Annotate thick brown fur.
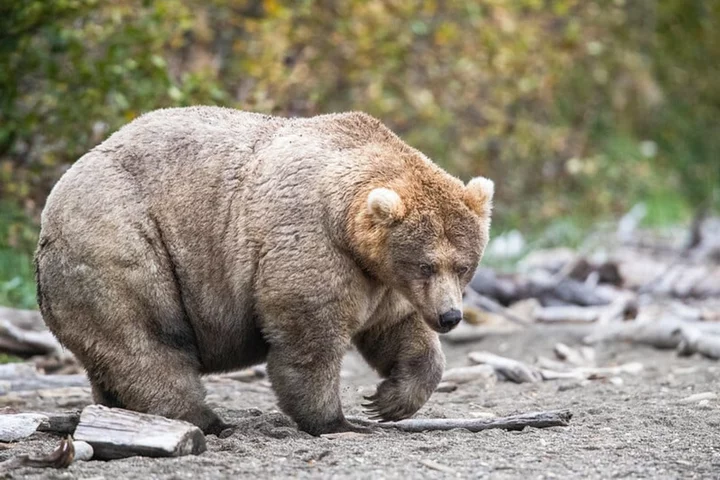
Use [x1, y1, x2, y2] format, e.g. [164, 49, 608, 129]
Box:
[34, 107, 494, 436]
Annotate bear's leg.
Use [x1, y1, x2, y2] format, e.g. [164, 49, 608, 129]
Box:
[353, 314, 445, 421]
[90, 382, 124, 408]
[37, 230, 234, 435]
[85, 338, 231, 435]
[265, 338, 370, 436]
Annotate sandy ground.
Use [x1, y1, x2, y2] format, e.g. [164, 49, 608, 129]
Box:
[3, 324, 720, 479]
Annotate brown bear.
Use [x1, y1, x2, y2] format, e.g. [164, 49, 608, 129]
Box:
[34, 107, 494, 436]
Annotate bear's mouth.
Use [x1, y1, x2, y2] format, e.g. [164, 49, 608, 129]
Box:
[431, 322, 458, 334]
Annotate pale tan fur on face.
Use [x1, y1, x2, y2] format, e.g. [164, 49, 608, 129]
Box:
[349, 173, 494, 331]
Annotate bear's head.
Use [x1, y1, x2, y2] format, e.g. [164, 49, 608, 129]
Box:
[355, 174, 494, 333]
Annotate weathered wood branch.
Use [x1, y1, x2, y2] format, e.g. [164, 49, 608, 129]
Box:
[676, 326, 720, 360]
[441, 364, 497, 386]
[534, 306, 600, 323]
[463, 288, 530, 325]
[73, 405, 206, 460]
[0, 362, 88, 395]
[37, 411, 82, 435]
[553, 343, 595, 367]
[584, 317, 720, 350]
[348, 410, 572, 433]
[469, 268, 613, 307]
[0, 307, 45, 330]
[0, 319, 62, 357]
[442, 323, 519, 345]
[467, 351, 543, 383]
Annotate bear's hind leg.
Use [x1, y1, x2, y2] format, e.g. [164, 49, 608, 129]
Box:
[90, 382, 124, 408]
[353, 314, 445, 421]
[96, 339, 231, 435]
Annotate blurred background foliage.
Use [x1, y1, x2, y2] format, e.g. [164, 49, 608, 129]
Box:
[0, 0, 718, 307]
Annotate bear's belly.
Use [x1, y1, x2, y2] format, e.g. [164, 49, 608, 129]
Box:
[193, 310, 270, 374]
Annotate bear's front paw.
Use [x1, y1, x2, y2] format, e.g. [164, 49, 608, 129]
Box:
[362, 378, 430, 422]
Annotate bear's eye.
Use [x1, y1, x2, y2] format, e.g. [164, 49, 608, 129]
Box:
[455, 265, 470, 276]
[419, 263, 435, 277]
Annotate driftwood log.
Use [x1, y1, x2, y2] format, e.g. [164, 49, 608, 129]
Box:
[349, 410, 572, 433]
[0, 307, 44, 330]
[584, 317, 720, 352]
[73, 405, 206, 460]
[470, 268, 613, 307]
[37, 410, 82, 435]
[0, 319, 62, 357]
[0, 362, 88, 395]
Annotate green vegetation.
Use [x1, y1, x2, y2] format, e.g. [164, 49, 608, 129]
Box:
[0, 202, 38, 309]
[1, 0, 718, 308]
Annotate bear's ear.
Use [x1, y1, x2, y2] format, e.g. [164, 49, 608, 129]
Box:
[367, 187, 405, 224]
[464, 176, 494, 217]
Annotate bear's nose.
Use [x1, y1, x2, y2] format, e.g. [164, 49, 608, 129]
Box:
[439, 309, 463, 329]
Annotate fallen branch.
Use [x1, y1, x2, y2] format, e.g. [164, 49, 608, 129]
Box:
[0, 307, 45, 330]
[464, 288, 530, 325]
[584, 317, 720, 349]
[470, 267, 614, 307]
[0, 319, 62, 357]
[676, 326, 720, 360]
[553, 343, 595, 367]
[37, 411, 82, 435]
[441, 364, 497, 386]
[467, 351, 542, 383]
[348, 409, 572, 433]
[534, 306, 600, 324]
[442, 321, 519, 345]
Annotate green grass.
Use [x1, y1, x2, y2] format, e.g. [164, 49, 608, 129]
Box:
[0, 248, 37, 309]
[0, 202, 39, 310]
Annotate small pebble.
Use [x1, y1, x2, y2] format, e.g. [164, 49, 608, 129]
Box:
[73, 440, 94, 461]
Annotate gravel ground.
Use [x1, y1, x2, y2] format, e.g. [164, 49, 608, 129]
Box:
[3, 324, 720, 479]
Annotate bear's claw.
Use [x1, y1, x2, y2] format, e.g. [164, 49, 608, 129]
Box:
[362, 397, 411, 422]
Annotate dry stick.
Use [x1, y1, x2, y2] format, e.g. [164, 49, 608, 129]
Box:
[554, 343, 595, 367]
[442, 322, 519, 345]
[468, 351, 543, 383]
[0, 307, 45, 330]
[676, 326, 720, 360]
[583, 317, 720, 349]
[0, 319, 62, 356]
[536, 354, 643, 380]
[348, 410, 572, 433]
[464, 288, 530, 326]
[441, 364, 497, 385]
[534, 306, 600, 324]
